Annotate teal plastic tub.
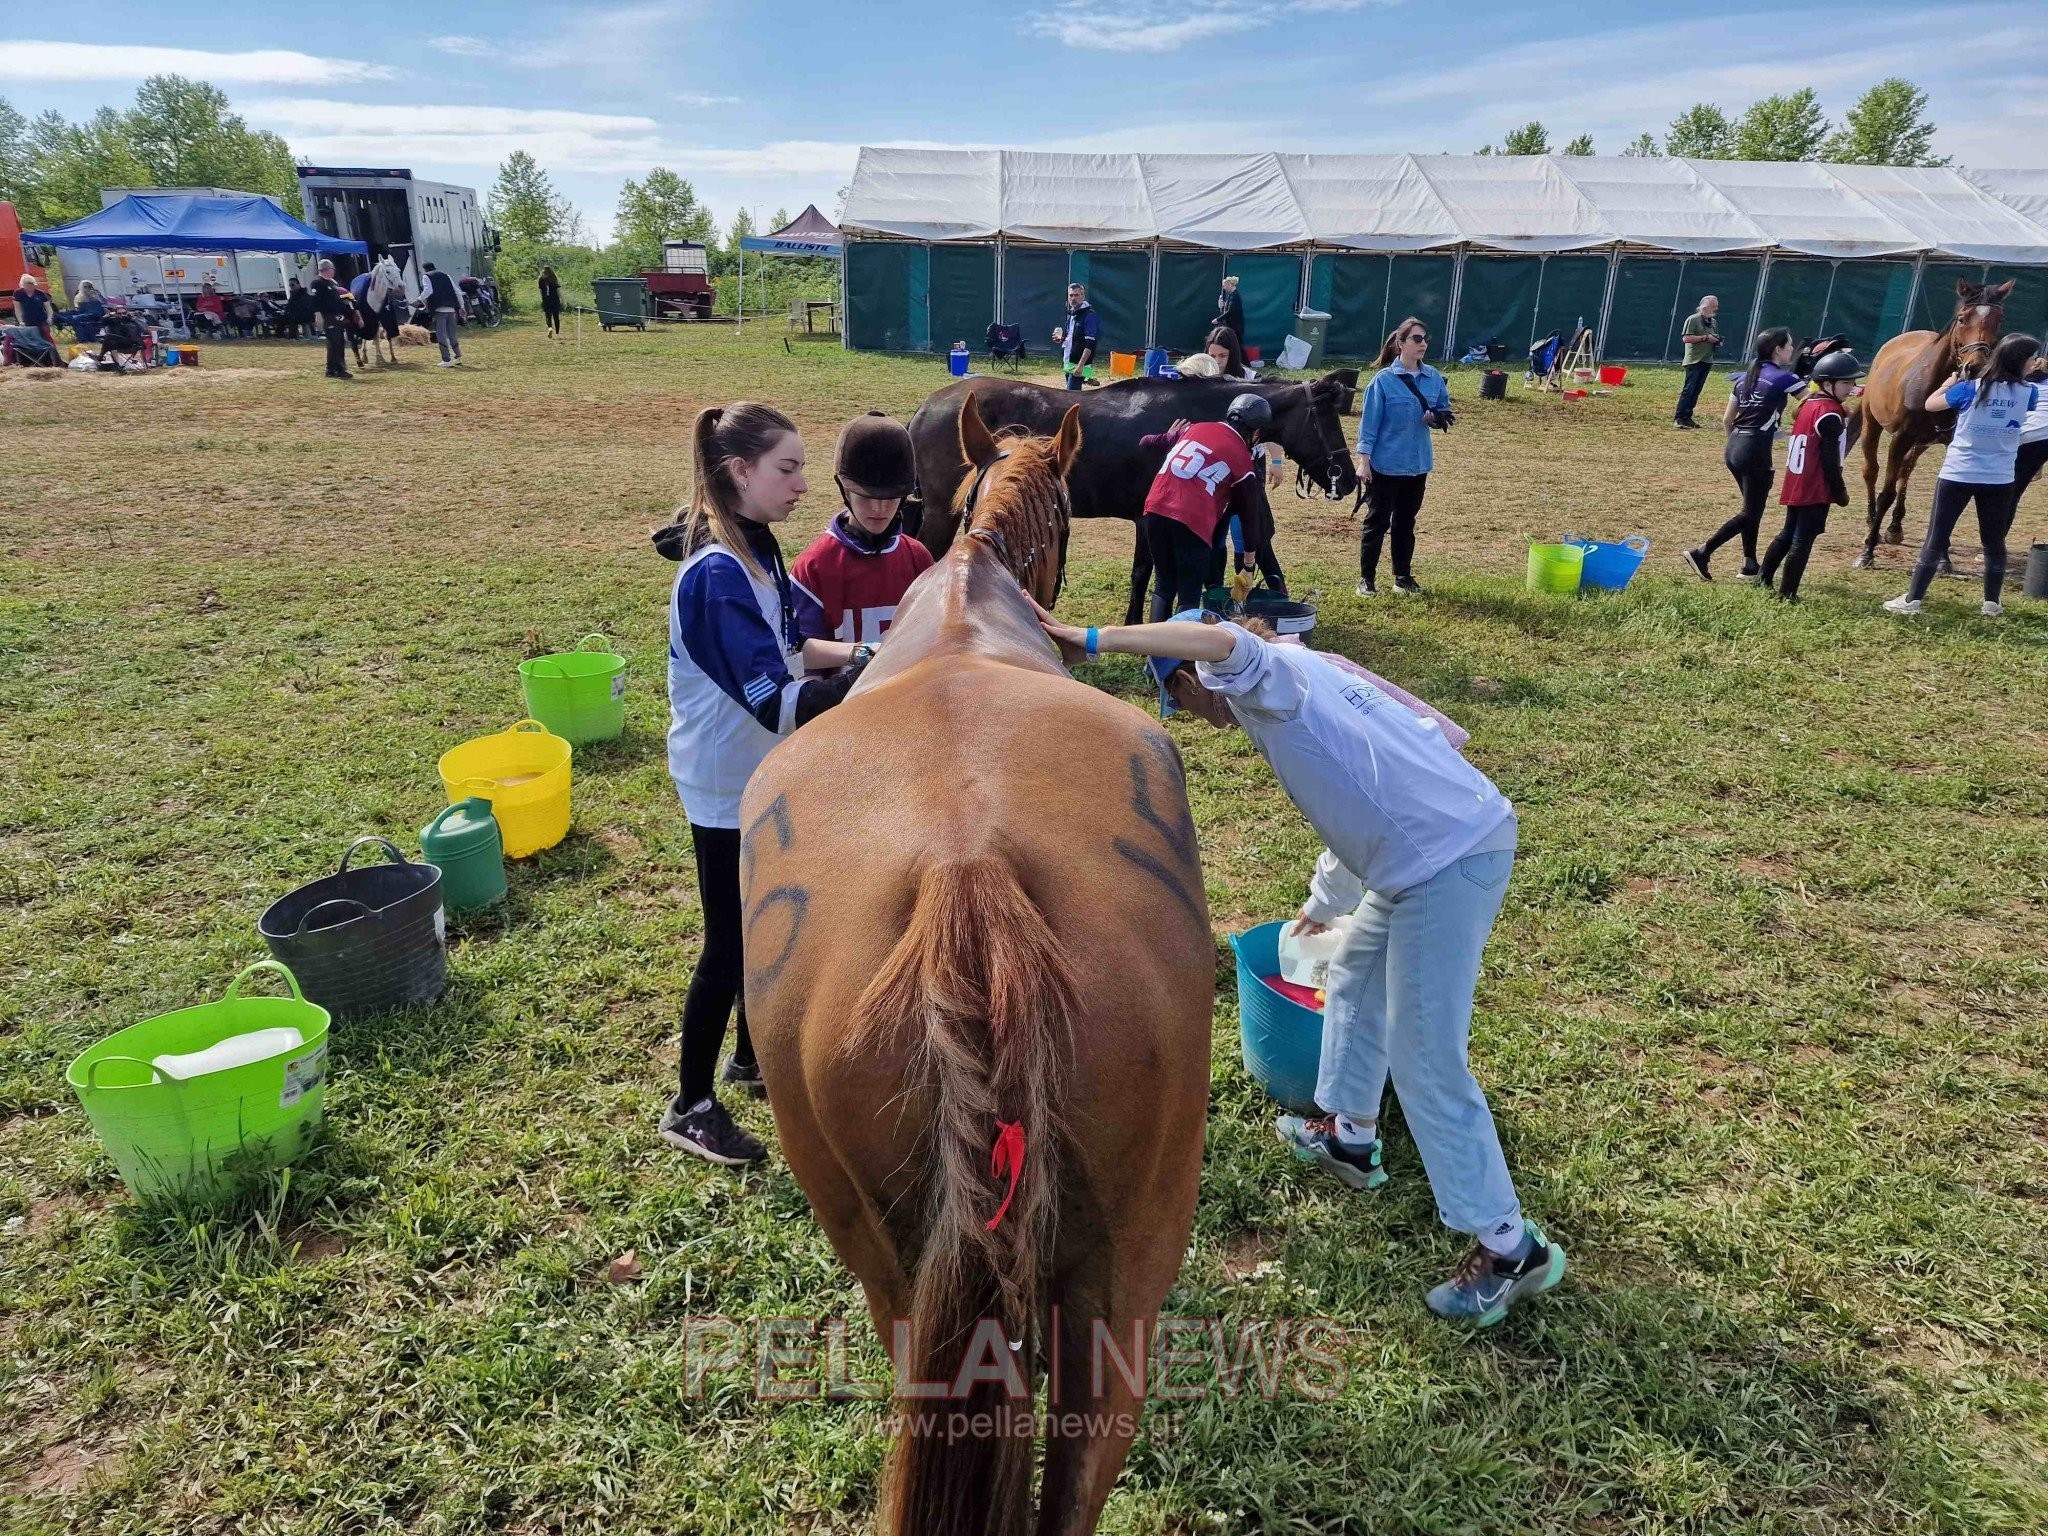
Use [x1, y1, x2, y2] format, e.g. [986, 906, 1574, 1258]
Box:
[1229, 922, 1324, 1113]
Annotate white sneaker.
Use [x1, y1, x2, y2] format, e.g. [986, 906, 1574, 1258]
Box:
[1355, 580, 1379, 598]
[1881, 595, 1922, 615]
[1981, 601, 2003, 617]
[438, 359, 457, 368]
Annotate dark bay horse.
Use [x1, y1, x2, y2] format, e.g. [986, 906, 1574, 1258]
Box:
[908, 371, 1360, 621]
[1852, 279, 2011, 567]
[740, 393, 1215, 1536]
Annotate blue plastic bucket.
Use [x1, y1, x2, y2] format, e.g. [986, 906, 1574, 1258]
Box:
[1228, 922, 1324, 1113]
[1575, 535, 1651, 591]
[949, 345, 969, 377]
[1143, 347, 1170, 377]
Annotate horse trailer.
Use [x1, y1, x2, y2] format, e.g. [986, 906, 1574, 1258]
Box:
[297, 167, 496, 300]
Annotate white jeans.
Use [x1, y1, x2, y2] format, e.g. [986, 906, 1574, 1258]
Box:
[1315, 824, 1521, 1238]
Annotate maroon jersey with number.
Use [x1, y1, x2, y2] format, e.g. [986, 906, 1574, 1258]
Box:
[1143, 421, 1256, 543]
[790, 513, 934, 643]
[1780, 395, 1845, 506]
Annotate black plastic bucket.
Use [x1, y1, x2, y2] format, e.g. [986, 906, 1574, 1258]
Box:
[259, 837, 447, 1020]
[1480, 370, 1509, 400]
[2025, 543, 2048, 601]
[1242, 594, 1318, 634]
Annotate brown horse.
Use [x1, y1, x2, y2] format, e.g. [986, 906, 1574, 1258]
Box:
[739, 394, 1215, 1536]
[1852, 278, 2011, 567]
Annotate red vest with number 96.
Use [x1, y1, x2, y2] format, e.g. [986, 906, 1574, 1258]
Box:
[1143, 421, 1255, 543]
[1780, 394, 1844, 506]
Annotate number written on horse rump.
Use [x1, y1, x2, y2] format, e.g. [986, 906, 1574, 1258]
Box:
[1164, 440, 1234, 496]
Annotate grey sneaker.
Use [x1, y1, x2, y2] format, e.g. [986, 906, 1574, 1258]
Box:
[1425, 1223, 1566, 1326]
[1981, 600, 2004, 617]
[1882, 594, 1922, 615]
[659, 1095, 766, 1166]
[1354, 580, 1379, 598]
[1276, 1113, 1387, 1191]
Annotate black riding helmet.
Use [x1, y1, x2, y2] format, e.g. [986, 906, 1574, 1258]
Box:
[1225, 392, 1273, 440]
[834, 411, 918, 499]
[1808, 350, 1866, 383]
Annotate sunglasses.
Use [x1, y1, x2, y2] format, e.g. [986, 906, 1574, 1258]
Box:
[1403, 333, 1429, 344]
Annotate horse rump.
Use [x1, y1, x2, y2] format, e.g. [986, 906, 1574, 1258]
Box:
[851, 854, 1075, 1536]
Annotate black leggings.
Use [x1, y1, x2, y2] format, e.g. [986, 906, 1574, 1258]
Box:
[1760, 504, 1829, 598]
[2015, 439, 2047, 504]
[678, 823, 754, 1105]
[1908, 478, 2018, 604]
[1144, 513, 1214, 621]
[543, 301, 562, 336]
[1702, 430, 1775, 567]
[1360, 473, 1427, 584]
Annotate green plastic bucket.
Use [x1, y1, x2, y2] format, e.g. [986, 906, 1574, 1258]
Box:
[519, 633, 626, 745]
[1526, 540, 1586, 596]
[64, 961, 332, 1201]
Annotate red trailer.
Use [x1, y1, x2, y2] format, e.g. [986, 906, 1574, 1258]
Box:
[642, 239, 714, 319]
[1, 202, 50, 319]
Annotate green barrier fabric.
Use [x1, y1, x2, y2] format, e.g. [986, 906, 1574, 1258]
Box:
[1910, 263, 1984, 333]
[1069, 249, 1149, 357]
[1312, 254, 1392, 359]
[1533, 256, 1609, 353]
[1225, 253, 1303, 359]
[1456, 256, 1543, 355]
[1759, 260, 1834, 344]
[1157, 251, 1224, 354]
[1821, 260, 1915, 358]
[928, 244, 994, 354]
[1385, 254, 1455, 361]
[846, 241, 925, 352]
[1985, 265, 2048, 340]
[1673, 259, 1762, 364]
[1003, 245, 1069, 360]
[1605, 258, 1683, 360]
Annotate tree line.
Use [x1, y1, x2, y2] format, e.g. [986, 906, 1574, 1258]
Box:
[1478, 78, 1946, 166]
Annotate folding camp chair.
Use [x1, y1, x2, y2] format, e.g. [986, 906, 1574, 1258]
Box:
[1526, 330, 1564, 390]
[986, 322, 1025, 373]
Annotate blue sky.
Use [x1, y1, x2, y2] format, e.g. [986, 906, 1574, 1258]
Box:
[5, 1, 2043, 241]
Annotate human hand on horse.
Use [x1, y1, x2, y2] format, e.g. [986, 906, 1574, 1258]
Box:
[1027, 594, 1090, 668]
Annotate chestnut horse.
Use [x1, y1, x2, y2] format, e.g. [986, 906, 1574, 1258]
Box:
[739, 394, 1214, 1536]
[1852, 279, 2011, 567]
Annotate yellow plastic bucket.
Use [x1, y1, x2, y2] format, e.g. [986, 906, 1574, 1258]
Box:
[437, 719, 572, 858]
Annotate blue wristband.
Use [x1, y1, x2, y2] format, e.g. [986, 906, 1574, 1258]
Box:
[1085, 627, 1100, 658]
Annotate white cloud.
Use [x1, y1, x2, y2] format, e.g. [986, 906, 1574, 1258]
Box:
[428, 35, 497, 59]
[0, 42, 392, 84]
[1025, 0, 1386, 53]
[674, 93, 745, 107]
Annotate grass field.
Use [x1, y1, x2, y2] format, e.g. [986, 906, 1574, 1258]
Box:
[3, 322, 2046, 1536]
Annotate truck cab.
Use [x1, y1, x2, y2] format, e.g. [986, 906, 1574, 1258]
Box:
[1, 202, 50, 319]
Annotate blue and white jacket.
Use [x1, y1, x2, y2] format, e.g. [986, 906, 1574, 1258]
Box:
[1354, 361, 1452, 477]
[663, 520, 806, 829]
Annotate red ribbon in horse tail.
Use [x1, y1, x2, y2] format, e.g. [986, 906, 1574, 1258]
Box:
[986, 1120, 1026, 1231]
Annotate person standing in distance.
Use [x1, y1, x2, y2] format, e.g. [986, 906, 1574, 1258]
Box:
[538, 265, 563, 338]
[1354, 317, 1453, 597]
[1213, 274, 1245, 349]
[1053, 282, 1099, 390]
[1674, 294, 1720, 428]
[422, 262, 463, 367]
[309, 260, 352, 380]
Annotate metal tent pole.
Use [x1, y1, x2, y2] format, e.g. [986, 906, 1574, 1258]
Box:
[1663, 257, 1688, 362]
[1442, 248, 1468, 364]
[1145, 241, 1160, 349]
[1529, 256, 1549, 355]
[1901, 254, 1927, 342]
[1595, 248, 1621, 359]
[1748, 254, 1771, 344]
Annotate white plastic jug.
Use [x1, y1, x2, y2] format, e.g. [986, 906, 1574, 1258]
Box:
[153, 1026, 305, 1081]
[1277, 917, 1349, 990]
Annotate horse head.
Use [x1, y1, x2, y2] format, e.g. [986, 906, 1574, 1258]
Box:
[1272, 368, 1360, 501]
[1951, 279, 2013, 376]
[956, 391, 1082, 610]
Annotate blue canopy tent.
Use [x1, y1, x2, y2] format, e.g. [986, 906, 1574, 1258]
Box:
[735, 204, 842, 327]
[28, 193, 367, 256]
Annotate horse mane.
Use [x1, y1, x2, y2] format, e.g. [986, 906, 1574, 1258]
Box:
[954, 432, 1070, 598]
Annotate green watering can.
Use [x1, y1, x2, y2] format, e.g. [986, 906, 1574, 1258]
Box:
[420, 798, 507, 914]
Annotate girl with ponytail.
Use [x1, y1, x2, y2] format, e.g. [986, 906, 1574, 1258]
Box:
[1684, 327, 1803, 581]
[651, 402, 872, 1166]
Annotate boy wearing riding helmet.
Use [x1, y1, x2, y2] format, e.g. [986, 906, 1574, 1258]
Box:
[1037, 605, 1564, 1327]
[653, 402, 872, 1168]
[791, 412, 934, 646]
[1139, 393, 1275, 621]
[1760, 350, 1863, 601]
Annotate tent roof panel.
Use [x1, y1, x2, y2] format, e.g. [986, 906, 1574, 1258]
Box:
[1962, 168, 2048, 246]
[840, 147, 1000, 241]
[1682, 160, 1922, 258]
[1548, 155, 1769, 254]
[1824, 165, 2048, 263]
[1139, 153, 1307, 249]
[1409, 154, 1614, 252]
[999, 152, 1153, 246]
[1277, 154, 1461, 250]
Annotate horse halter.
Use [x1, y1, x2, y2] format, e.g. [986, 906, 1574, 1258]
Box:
[963, 449, 1073, 602]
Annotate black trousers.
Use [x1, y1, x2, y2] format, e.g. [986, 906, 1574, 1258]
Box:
[323, 320, 349, 375]
[1760, 503, 1830, 598]
[1701, 430, 1775, 567]
[678, 824, 755, 1105]
[2015, 438, 2048, 503]
[1908, 478, 2018, 604]
[1360, 473, 1427, 585]
[543, 301, 562, 335]
[1144, 513, 1214, 621]
[1675, 360, 1711, 424]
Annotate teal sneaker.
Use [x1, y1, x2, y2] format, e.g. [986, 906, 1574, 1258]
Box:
[1276, 1113, 1388, 1191]
[1425, 1223, 1566, 1326]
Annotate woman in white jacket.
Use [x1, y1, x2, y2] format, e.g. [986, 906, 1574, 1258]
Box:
[1039, 604, 1563, 1326]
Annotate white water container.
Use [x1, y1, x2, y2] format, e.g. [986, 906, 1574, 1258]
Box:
[153, 1026, 305, 1081]
[1277, 917, 1349, 990]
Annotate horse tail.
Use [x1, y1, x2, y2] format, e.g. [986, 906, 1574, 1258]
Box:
[854, 854, 1075, 1536]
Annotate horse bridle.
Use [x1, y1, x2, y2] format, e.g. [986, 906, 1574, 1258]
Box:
[963, 450, 1073, 603]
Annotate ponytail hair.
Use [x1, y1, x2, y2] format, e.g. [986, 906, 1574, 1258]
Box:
[1376, 316, 1427, 368]
[673, 401, 799, 577]
[1975, 333, 2041, 412]
[1743, 327, 1792, 396]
